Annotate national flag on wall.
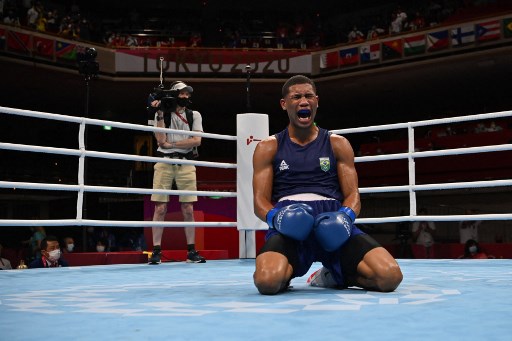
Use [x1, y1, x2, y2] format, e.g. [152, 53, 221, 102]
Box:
[451, 25, 475, 46]
[360, 44, 380, 63]
[475, 20, 500, 42]
[33, 36, 54, 58]
[504, 18, 512, 38]
[382, 39, 403, 60]
[55, 41, 77, 60]
[339, 47, 359, 65]
[320, 51, 338, 69]
[6, 30, 31, 54]
[404, 34, 426, 56]
[427, 30, 449, 51]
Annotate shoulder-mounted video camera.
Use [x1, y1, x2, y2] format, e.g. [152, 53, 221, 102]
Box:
[146, 81, 193, 124]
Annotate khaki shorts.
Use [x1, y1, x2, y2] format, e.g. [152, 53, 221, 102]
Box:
[151, 162, 197, 203]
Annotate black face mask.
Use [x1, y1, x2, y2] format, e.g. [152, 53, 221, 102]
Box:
[176, 97, 192, 108]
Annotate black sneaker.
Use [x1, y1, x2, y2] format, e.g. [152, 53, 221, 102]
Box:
[187, 250, 206, 263]
[148, 248, 162, 265]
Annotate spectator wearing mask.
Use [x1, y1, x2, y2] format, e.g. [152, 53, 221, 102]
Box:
[96, 239, 107, 252]
[29, 236, 69, 268]
[62, 237, 75, 253]
[459, 239, 494, 259]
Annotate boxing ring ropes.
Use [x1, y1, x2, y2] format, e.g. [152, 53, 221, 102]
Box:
[1, 105, 512, 258]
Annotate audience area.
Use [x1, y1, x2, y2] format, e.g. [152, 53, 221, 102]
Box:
[2, 0, 512, 49]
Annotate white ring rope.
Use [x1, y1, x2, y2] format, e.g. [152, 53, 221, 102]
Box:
[330, 110, 512, 135]
[360, 179, 512, 194]
[1, 106, 511, 226]
[0, 142, 237, 169]
[356, 214, 512, 225]
[0, 219, 237, 227]
[0, 180, 237, 197]
[355, 144, 512, 163]
[1, 106, 236, 141]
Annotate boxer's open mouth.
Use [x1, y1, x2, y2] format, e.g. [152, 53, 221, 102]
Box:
[297, 109, 311, 121]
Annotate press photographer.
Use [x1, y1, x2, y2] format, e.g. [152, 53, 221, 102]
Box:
[147, 80, 207, 264]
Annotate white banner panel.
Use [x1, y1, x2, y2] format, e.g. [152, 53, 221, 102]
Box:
[115, 49, 312, 74]
[236, 114, 269, 231]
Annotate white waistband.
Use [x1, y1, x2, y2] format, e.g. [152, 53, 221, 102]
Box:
[278, 193, 335, 202]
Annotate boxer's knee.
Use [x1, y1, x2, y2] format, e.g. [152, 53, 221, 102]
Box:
[358, 247, 403, 292]
[253, 268, 284, 295]
[375, 262, 403, 292]
[254, 252, 292, 295]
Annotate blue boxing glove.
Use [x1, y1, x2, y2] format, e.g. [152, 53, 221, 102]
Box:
[313, 206, 355, 252]
[266, 203, 315, 241]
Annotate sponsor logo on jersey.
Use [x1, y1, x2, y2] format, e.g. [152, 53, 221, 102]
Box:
[279, 160, 289, 171]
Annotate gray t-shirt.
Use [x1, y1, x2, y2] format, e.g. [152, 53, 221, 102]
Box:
[154, 109, 203, 154]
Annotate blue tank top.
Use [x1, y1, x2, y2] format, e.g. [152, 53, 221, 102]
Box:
[272, 127, 343, 202]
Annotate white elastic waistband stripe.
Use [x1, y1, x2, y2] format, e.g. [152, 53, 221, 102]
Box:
[278, 193, 335, 201]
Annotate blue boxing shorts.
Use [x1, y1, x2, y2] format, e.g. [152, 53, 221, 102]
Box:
[258, 199, 380, 286]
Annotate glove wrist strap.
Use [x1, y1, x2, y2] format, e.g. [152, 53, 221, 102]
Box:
[339, 206, 356, 223]
[266, 208, 278, 228]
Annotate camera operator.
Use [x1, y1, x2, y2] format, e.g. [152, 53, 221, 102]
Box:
[147, 81, 205, 264]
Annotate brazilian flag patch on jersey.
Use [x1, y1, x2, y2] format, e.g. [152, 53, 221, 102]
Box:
[319, 157, 330, 172]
